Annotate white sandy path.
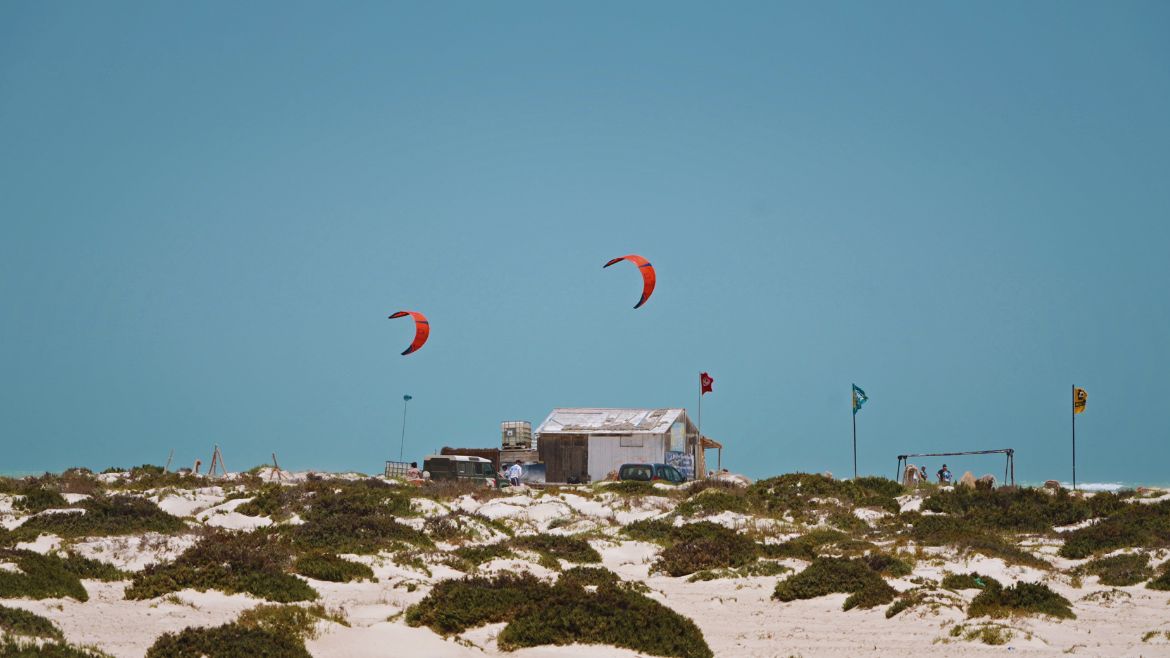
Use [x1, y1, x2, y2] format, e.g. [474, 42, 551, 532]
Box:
[194, 496, 273, 530]
[5, 582, 259, 658]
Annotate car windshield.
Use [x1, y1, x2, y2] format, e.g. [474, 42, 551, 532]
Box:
[621, 465, 653, 481]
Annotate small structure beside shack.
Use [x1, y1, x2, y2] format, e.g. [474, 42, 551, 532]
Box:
[535, 408, 718, 484]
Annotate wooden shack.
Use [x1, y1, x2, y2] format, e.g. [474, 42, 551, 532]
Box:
[535, 408, 707, 484]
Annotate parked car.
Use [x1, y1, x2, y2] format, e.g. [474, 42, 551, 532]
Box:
[422, 455, 501, 487]
[617, 463, 687, 484]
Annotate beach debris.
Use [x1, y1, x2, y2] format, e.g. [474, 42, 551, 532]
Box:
[957, 471, 977, 488]
[387, 310, 430, 355]
[603, 254, 656, 308]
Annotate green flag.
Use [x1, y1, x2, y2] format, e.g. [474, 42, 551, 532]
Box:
[852, 384, 868, 415]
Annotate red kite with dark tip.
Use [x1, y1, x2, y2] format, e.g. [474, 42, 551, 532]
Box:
[603, 254, 656, 309]
[387, 311, 430, 355]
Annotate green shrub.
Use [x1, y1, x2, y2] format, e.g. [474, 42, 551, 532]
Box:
[125, 530, 317, 603]
[604, 481, 660, 496]
[1058, 501, 1170, 559]
[922, 486, 1116, 533]
[761, 529, 849, 560]
[654, 533, 759, 577]
[621, 518, 678, 544]
[0, 638, 112, 657]
[144, 622, 311, 658]
[59, 552, 129, 582]
[14, 495, 184, 539]
[910, 515, 1049, 568]
[675, 490, 749, 517]
[512, 534, 601, 565]
[1147, 561, 1170, 591]
[447, 542, 515, 571]
[406, 572, 712, 658]
[289, 484, 426, 554]
[14, 487, 69, 513]
[967, 581, 1075, 620]
[557, 566, 623, 589]
[294, 553, 373, 582]
[942, 572, 1000, 590]
[1074, 553, 1153, 586]
[236, 603, 347, 640]
[861, 552, 913, 578]
[0, 603, 65, 640]
[746, 474, 900, 518]
[0, 550, 89, 601]
[772, 557, 896, 610]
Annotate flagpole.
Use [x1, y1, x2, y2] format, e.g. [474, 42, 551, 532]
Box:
[399, 395, 410, 462]
[1071, 384, 1076, 492]
[852, 394, 858, 481]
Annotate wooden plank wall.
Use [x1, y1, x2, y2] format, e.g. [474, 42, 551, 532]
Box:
[538, 434, 589, 483]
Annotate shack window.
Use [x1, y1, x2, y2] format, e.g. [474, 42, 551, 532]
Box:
[457, 462, 474, 475]
[619, 435, 644, 448]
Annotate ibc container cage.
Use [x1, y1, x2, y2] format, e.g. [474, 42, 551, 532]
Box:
[501, 420, 533, 449]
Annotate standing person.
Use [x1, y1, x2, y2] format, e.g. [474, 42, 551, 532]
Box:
[937, 464, 952, 485]
[506, 460, 524, 487]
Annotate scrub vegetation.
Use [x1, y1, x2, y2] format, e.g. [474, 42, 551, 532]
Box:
[406, 571, 712, 658]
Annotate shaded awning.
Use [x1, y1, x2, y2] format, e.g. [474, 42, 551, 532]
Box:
[700, 436, 722, 450]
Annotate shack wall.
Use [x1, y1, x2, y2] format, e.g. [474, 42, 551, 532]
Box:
[586, 434, 665, 481]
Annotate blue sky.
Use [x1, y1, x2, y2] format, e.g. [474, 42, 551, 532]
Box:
[2, 2, 1168, 483]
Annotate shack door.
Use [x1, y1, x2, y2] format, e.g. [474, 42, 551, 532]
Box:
[540, 435, 588, 483]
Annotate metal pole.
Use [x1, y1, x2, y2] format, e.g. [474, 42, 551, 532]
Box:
[852, 398, 858, 480]
[1071, 384, 1076, 492]
[399, 396, 410, 462]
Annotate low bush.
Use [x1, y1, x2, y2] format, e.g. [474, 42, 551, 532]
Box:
[0, 549, 89, 601]
[861, 552, 913, 578]
[125, 530, 317, 603]
[289, 483, 427, 554]
[294, 553, 373, 582]
[14, 487, 69, 513]
[512, 534, 601, 565]
[922, 486, 1120, 534]
[687, 561, 792, 582]
[621, 518, 678, 544]
[654, 533, 759, 577]
[942, 572, 1000, 590]
[60, 552, 129, 582]
[967, 581, 1075, 620]
[761, 529, 849, 560]
[772, 557, 896, 610]
[746, 474, 901, 519]
[406, 572, 712, 658]
[1058, 501, 1170, 559]
[910, 515, 1049, 568]
[1147, 561, 1170, 591]
[447, 542, 515, 571]
[14, 495, 184, 539]
[603, 481, 660, 496]
[0, 603, 65, 641]
[1074, 553, 1153, 586]
[144, 622, 311, 658]
[236, 603, 348, 640]
[675, 490, 749, 517]
[0, 639, 112, 657]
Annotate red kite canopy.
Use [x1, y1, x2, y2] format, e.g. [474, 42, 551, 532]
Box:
[387, 311, 430, 355]
[603, 254, 656, 309]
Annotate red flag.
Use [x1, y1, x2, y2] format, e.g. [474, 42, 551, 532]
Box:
[700, 372, 713, 395]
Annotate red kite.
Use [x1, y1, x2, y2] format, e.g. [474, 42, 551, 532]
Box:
[603, 254, 656, 309]
[387, 311, 430, 355]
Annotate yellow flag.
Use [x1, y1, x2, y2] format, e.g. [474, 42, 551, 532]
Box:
[1073, 387, 1088, 414]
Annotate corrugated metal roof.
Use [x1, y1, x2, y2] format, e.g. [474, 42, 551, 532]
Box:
[535, 408, 686, 435]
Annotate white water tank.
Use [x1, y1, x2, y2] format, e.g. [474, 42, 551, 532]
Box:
[501, 421, 532, 449]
